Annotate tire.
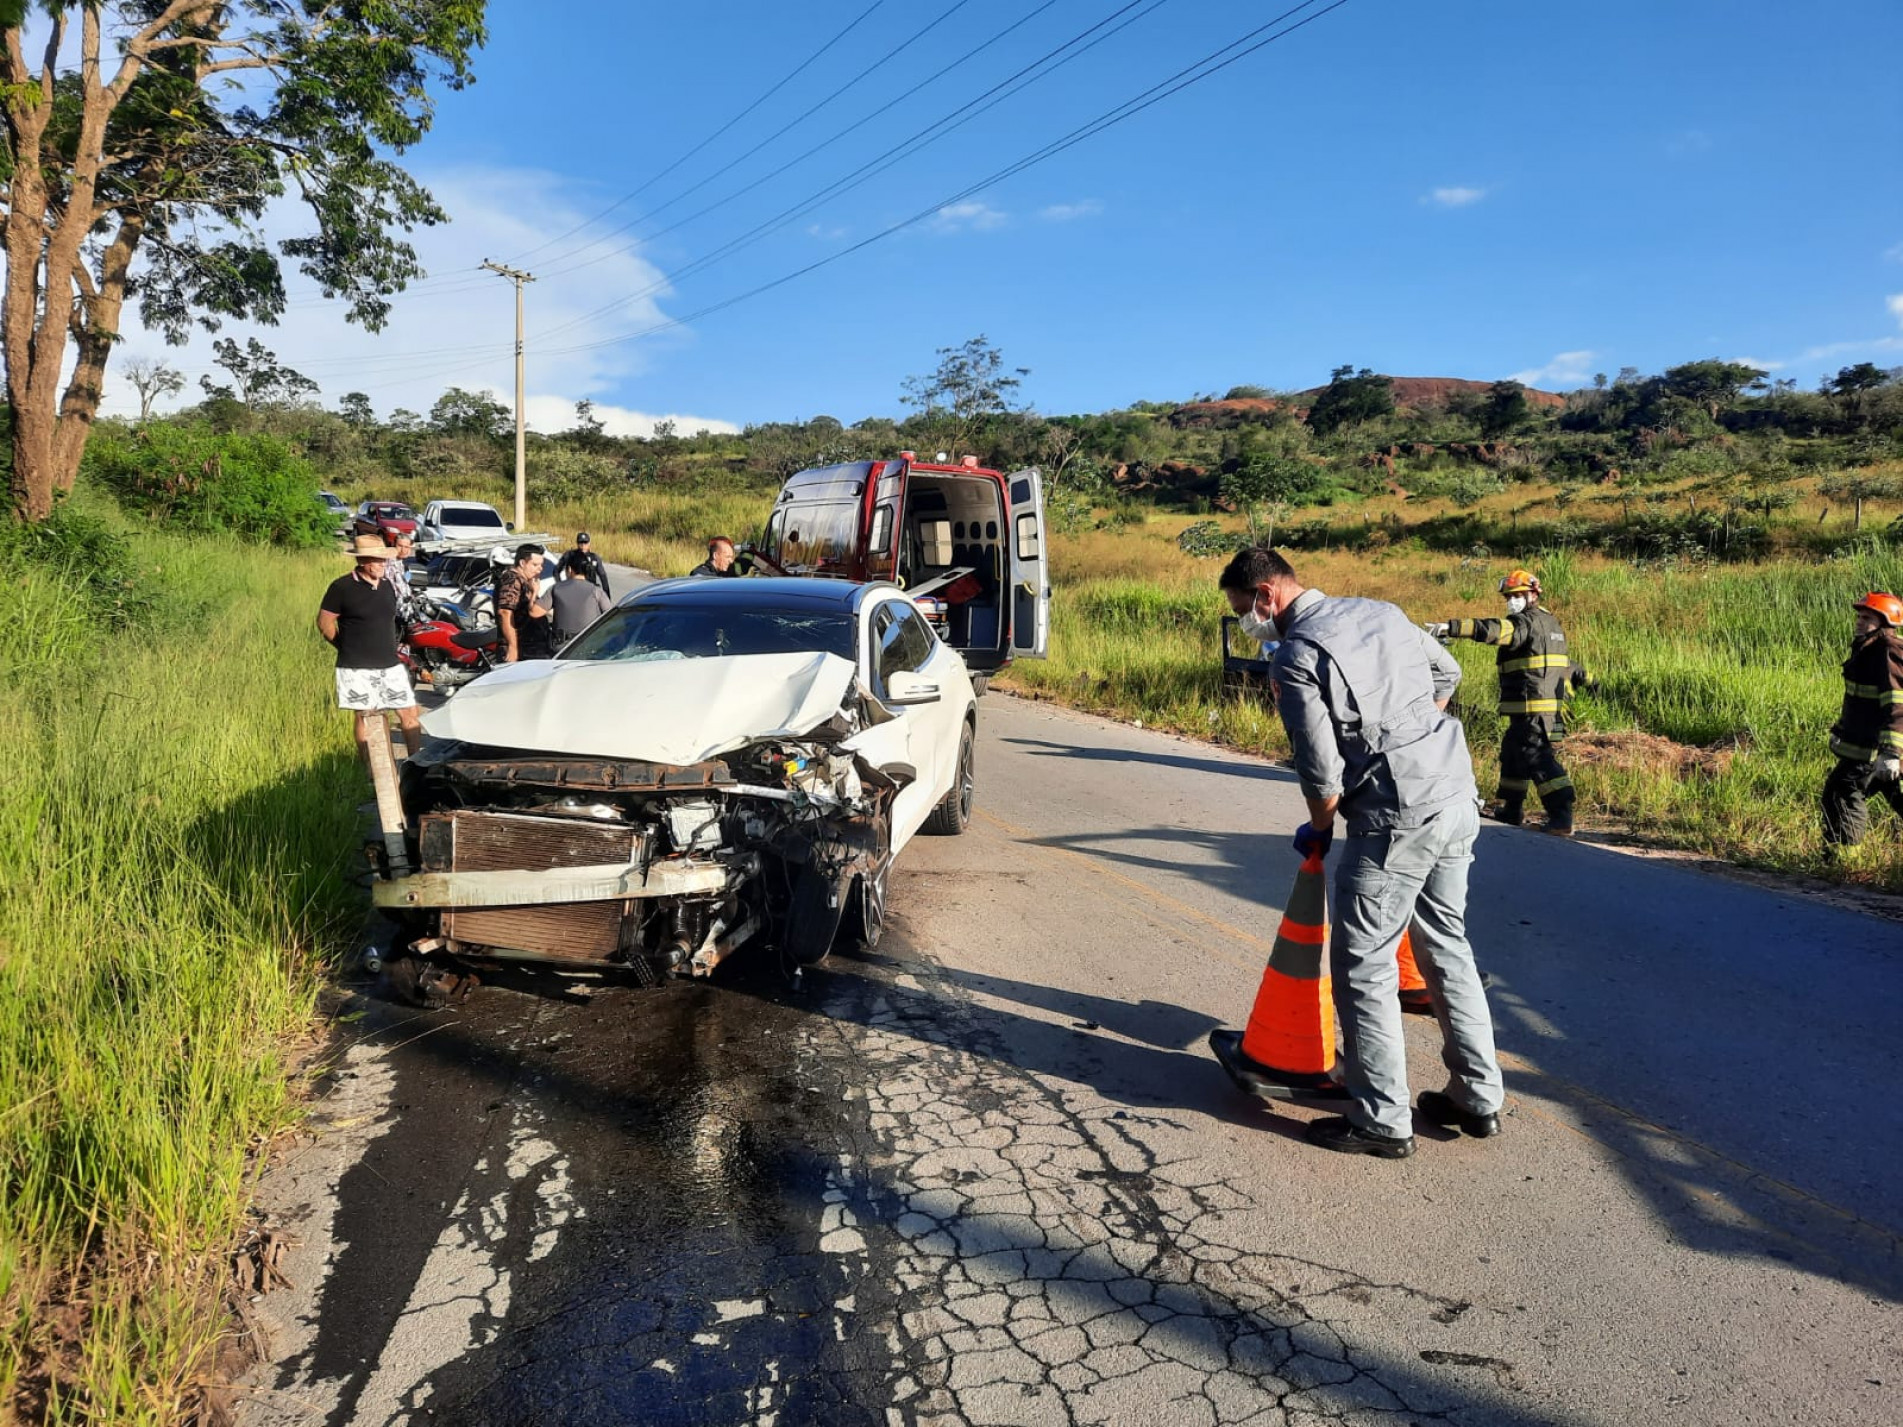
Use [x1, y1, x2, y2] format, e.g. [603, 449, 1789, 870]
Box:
[923, 721, 975, 836]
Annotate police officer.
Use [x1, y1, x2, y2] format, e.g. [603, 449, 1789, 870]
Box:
[569, 532, 612, 596]
[1822, 591, 1903, 848]
[1426, 569, 1584, 837]
[1221, 547, 1504, 1159]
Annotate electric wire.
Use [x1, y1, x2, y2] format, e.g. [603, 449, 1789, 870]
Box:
[162, 0, 1351, 400]
[522, 0, 981, 276]
[503, 1, 889, 266]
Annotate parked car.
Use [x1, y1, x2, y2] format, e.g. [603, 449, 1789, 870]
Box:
[353, 500, 419, 542]
[373, 577, 975, 990]
[318, 490, 350, 517]
[417, 499, 510, 544]
[750, 453, 1050, 683]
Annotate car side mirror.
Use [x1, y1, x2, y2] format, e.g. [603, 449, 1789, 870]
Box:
[506, 522, 515, 532]
[885, 670, 941, 706]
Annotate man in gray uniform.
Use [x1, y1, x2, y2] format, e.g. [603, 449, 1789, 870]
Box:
[1220, 548, 1503, 1158]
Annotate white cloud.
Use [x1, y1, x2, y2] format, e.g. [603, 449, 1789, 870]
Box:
[1883, 241, 1903, 263]
[1508, 350, 1597, 387]
[805, 222, 849, 241]
[1729, 356, 1785, 372]
[521, 393, 736, 439]
[1038, 199, 1104, 223]
[1889, 293, 1903, 329]
[930, 200, 1007, 233]
[102, 165, 734, 429]
[1424, 186, 1487, 208]
[1665, 129, 1713, 157]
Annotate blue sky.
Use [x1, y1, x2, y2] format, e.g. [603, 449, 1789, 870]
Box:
[119, 0, 1903, 433]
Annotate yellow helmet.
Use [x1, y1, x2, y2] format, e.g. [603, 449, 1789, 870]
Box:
[1499, 569, 1540, 598]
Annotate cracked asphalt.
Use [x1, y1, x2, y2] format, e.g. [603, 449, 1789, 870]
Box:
[237, 695, 1903, 1426]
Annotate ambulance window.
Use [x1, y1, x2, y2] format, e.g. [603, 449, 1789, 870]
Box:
[776, 501, 858, 571]
[762, 509, 787, 562]
[869, 504, 894, 555]
[1016, 513, 1040, 560]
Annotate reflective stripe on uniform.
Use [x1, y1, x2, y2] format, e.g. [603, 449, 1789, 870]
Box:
[1537, 773, 1574, 794]
[1496, 777, 1530, 793]
[1500, 654, 1575, 673]
[1830, 737, 1877, 762]
[1499, 699, 1562, 715]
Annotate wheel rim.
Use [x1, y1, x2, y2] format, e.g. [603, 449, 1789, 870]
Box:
[957, 731, 974, 820]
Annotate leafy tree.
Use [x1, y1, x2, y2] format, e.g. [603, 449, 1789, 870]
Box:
[1660, 360, 1768, 421]
[1223, 384, 1274, 401]
[901, 335, 1029, 457]
[1305, 366, 1394, 436]
[1221, 452, 1321, 546]
[566, 398, 609, 451]
[1479, 380, 1531, 438]
[337, 392, 378, 429]
[429, 387, 511, 440]
[120, 356, 183, 422]
[1, 1, 485, 521]
[198, 337, 318, 409]
[1827, 362, 1894, 425]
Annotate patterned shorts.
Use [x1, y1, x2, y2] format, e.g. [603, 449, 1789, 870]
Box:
[335, 664, 415, 711]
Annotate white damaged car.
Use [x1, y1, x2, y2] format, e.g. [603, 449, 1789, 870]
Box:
[374, 577, 976, 990]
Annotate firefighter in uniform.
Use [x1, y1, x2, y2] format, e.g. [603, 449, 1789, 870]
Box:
[1821, 591, 1903, 848]
[1426, 569, 1584, 837]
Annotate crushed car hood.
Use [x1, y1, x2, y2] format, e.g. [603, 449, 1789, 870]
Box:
[422, 652, 859, 765]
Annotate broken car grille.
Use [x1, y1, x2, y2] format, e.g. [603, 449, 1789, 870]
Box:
[422, 809, 642, 962]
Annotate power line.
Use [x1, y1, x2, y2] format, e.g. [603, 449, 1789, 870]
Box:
[523, 0, 981, 276]
[504, 1, 889, 267]
[531, 0, 1169, 342]
[534, 0, 1352, 363]
[167, 0, 1352, 405]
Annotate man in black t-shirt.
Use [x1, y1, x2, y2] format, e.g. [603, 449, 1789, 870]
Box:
[318, 536, 422, 759]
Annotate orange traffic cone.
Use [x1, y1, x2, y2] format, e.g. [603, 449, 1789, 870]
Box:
[1396, 924, 1435, 1016]
[1209, 852, 1346, 1101]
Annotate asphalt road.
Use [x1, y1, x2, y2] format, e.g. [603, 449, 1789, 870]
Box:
[236, 694, 1902, 1426]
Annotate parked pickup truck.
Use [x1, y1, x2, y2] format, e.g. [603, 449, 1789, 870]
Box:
[417, 499, 511, 545]
[750, 453, 1050, 682]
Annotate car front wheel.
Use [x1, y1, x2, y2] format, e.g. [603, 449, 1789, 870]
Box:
[923, 721, 975, 836]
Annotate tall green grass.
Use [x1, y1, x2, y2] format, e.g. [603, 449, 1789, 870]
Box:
[0, 535, 360, 1421]
[1002, 517, 1903, 889]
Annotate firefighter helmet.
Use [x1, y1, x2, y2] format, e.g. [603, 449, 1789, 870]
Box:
[1853, 591, 1903, 628]
[1499, 569, 1541, 598]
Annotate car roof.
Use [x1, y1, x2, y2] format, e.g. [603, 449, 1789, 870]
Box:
[622, 576, 889, 612]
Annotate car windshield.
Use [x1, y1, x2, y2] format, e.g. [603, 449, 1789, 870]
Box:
[441, 507, 504, 527]
[374, 504, 413, 518]
[561, 601, 854, 663]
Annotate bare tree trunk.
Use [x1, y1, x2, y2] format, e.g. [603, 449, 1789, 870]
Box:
[1854, 497, 1864, 532]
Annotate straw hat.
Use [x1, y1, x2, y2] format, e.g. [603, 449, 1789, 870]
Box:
[349, 534, 396, 560]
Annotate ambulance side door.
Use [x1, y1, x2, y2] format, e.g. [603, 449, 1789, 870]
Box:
[1005, 467, 1050, 660]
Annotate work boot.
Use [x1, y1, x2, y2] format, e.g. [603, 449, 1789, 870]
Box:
[1304, 1116, 1415, 1158]
[1416, 1090, 1501, 1139]
[1488, 801, 1524, 827]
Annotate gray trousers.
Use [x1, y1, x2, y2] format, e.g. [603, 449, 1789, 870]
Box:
[1331, 800, 1503, 1137]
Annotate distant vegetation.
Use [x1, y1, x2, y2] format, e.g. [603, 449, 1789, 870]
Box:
[70, 337, 1903, 572]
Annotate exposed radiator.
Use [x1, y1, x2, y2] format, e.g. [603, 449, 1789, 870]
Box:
[421, 809, 641, 962]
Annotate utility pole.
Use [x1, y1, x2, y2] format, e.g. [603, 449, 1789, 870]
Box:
[480, 260, 535, 532]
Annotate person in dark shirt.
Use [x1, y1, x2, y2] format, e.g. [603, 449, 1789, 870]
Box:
[317, 536, 422, 760]
[569, 531, 612, 595]
[495, 543, 554, 661]
[690, 535, 748, 578]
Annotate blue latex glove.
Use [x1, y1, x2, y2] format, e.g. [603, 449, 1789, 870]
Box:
[1292, 821, 1334, 859]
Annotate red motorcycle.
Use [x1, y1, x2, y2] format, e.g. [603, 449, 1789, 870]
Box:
[401, 597, 501, 691]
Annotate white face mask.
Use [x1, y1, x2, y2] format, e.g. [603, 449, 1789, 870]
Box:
[1237, 594, 1276, 641]
[1505, 595, 1529, 615]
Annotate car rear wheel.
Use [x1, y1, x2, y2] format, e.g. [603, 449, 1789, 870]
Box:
[923, 722, 975, 836]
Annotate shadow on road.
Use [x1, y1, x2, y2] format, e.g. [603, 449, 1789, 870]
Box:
[290, 959, 1587, 1427]
[1002, 734, 1298, 787]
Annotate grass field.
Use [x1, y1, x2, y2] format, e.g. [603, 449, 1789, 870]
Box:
[0, 530, 359, 1421]
[996, 514, 1903, 890]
